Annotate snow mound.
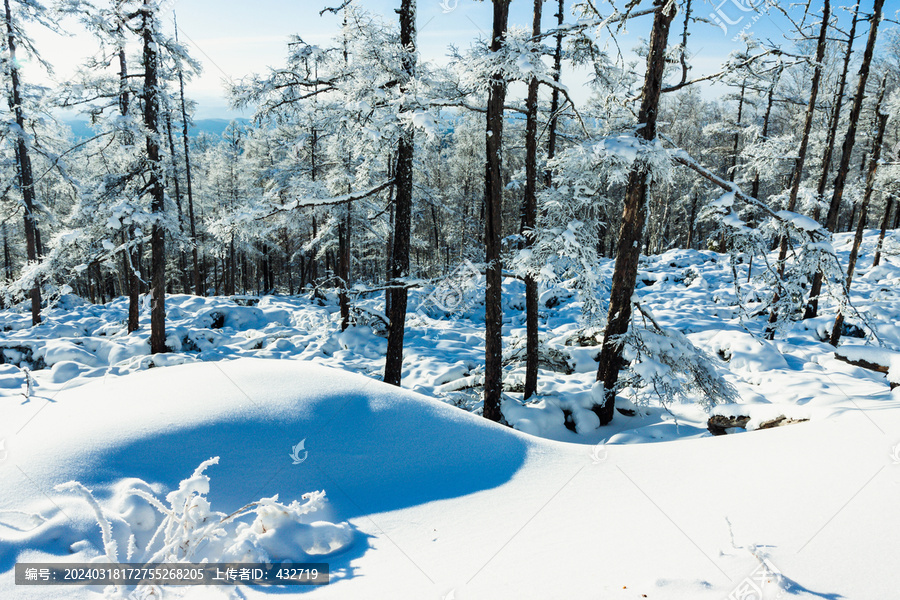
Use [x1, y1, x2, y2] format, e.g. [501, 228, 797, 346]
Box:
[705, 331, 789, 373]
[0, 359, 533, 591]
[55, 457, 354, 570]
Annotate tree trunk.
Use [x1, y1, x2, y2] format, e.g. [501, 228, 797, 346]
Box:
[805, 5, 860, 318]
[310, 150, 319, 285]
[173, 14, 201, 296]
[5, 0, 42, 325]
[750, 79, 776, 205]
[385, 165, 394, 316]
[165, 113, 191, 294]
[872, 193, 894, 268]
[686, 192, 698, 249]
[241, 250, 249, 294]
[2, 221, 11, 281]
[831, 77, 888, 347]
[339, 203, 351, 331]
[744, 78, 777, 283]
[728, 81, 745, 184]
[592, 0, 676, 426]
[142, 0, 167, 354]
[230, 239, 237, 294]
[544, 0, 564, 187]
[766, 0, 830, 338]
[261, 243, 272, 292]
[718, 79, 746, 254]
[116, 40, 141, 330]
[384, 0, 417, 386]
[126, 227, 140, 332]
[522, 0, 543, 400]
[483, 0, 511, 422]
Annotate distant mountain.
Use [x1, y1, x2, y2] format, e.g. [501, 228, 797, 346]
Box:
[64, 118, 251, 140]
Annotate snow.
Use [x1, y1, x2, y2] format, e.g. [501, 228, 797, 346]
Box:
[834, 345, 900, 385]
[410, 110, 439, 138]
[711, 191, 736, 209]
[1, 230, 899, 599]
[3, 359, 900, 599]
[705, 330, 789, 374]
[775, 210, 822, 232]
[835, 345, 899, 369]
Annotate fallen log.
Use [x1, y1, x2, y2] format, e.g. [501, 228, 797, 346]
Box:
[707, 415, 750, 436]
[758, 415, 809, 430]
[708, 414, 809, 435]
[834, 347, 899, 389]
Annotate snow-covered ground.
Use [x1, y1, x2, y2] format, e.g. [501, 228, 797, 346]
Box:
[2, 230, 900, 599]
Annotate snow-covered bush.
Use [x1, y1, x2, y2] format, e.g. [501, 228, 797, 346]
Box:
[55, 457, 353, 596]
[701, 190, 847, 333]
[616, 303, 738, 411]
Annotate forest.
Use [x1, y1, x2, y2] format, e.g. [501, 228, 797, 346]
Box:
[1, 0, 899, 599]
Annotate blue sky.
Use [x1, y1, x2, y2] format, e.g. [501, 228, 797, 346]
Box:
[29, 0, 885, 120]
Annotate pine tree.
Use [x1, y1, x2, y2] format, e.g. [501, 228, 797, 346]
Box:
[482, 0, 511, 423]
[3, 0, 45, 325]
[383, 0, 417, 387]
[592, 0, 677, 426]
[765, 0, 830, 338]
[521, 0, 543, 400]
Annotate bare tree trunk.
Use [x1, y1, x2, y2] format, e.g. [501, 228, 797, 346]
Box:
[172, 14, 201, 296]
[592, 0, 676, 426]
[483, 0, 511, 422]
[95, 263, 106, 304]
[227, 238, 236, 295]
[805, 5, 859, 318]
[745, 75, 778, 282]
[686, 193, 698, 249]
[812, 0, 884, 323]
[831, 77, 888, 346]
[2, 221, 10, 281]
[310, 135, 319, 287]
[522, 0, 543, 400]
[872, 193, 894, 268]
[728, 81, 746, 186]
[544, 0, 564, 186]
[750, 80, 776, 205]
[765, 0, 830, 338]
[338, 202, 351, 331]
[718, 79, 746, 254]
[165, 113, 191, 294]
[5, 0, 41, 325]
[241, 250, 249, 294]
[384, 0, 416, 386]
[126, 226, 140, 332]
[115, 41, 141, 330]
[385, 183, 394, 315]
[142, 0, 167, 354]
